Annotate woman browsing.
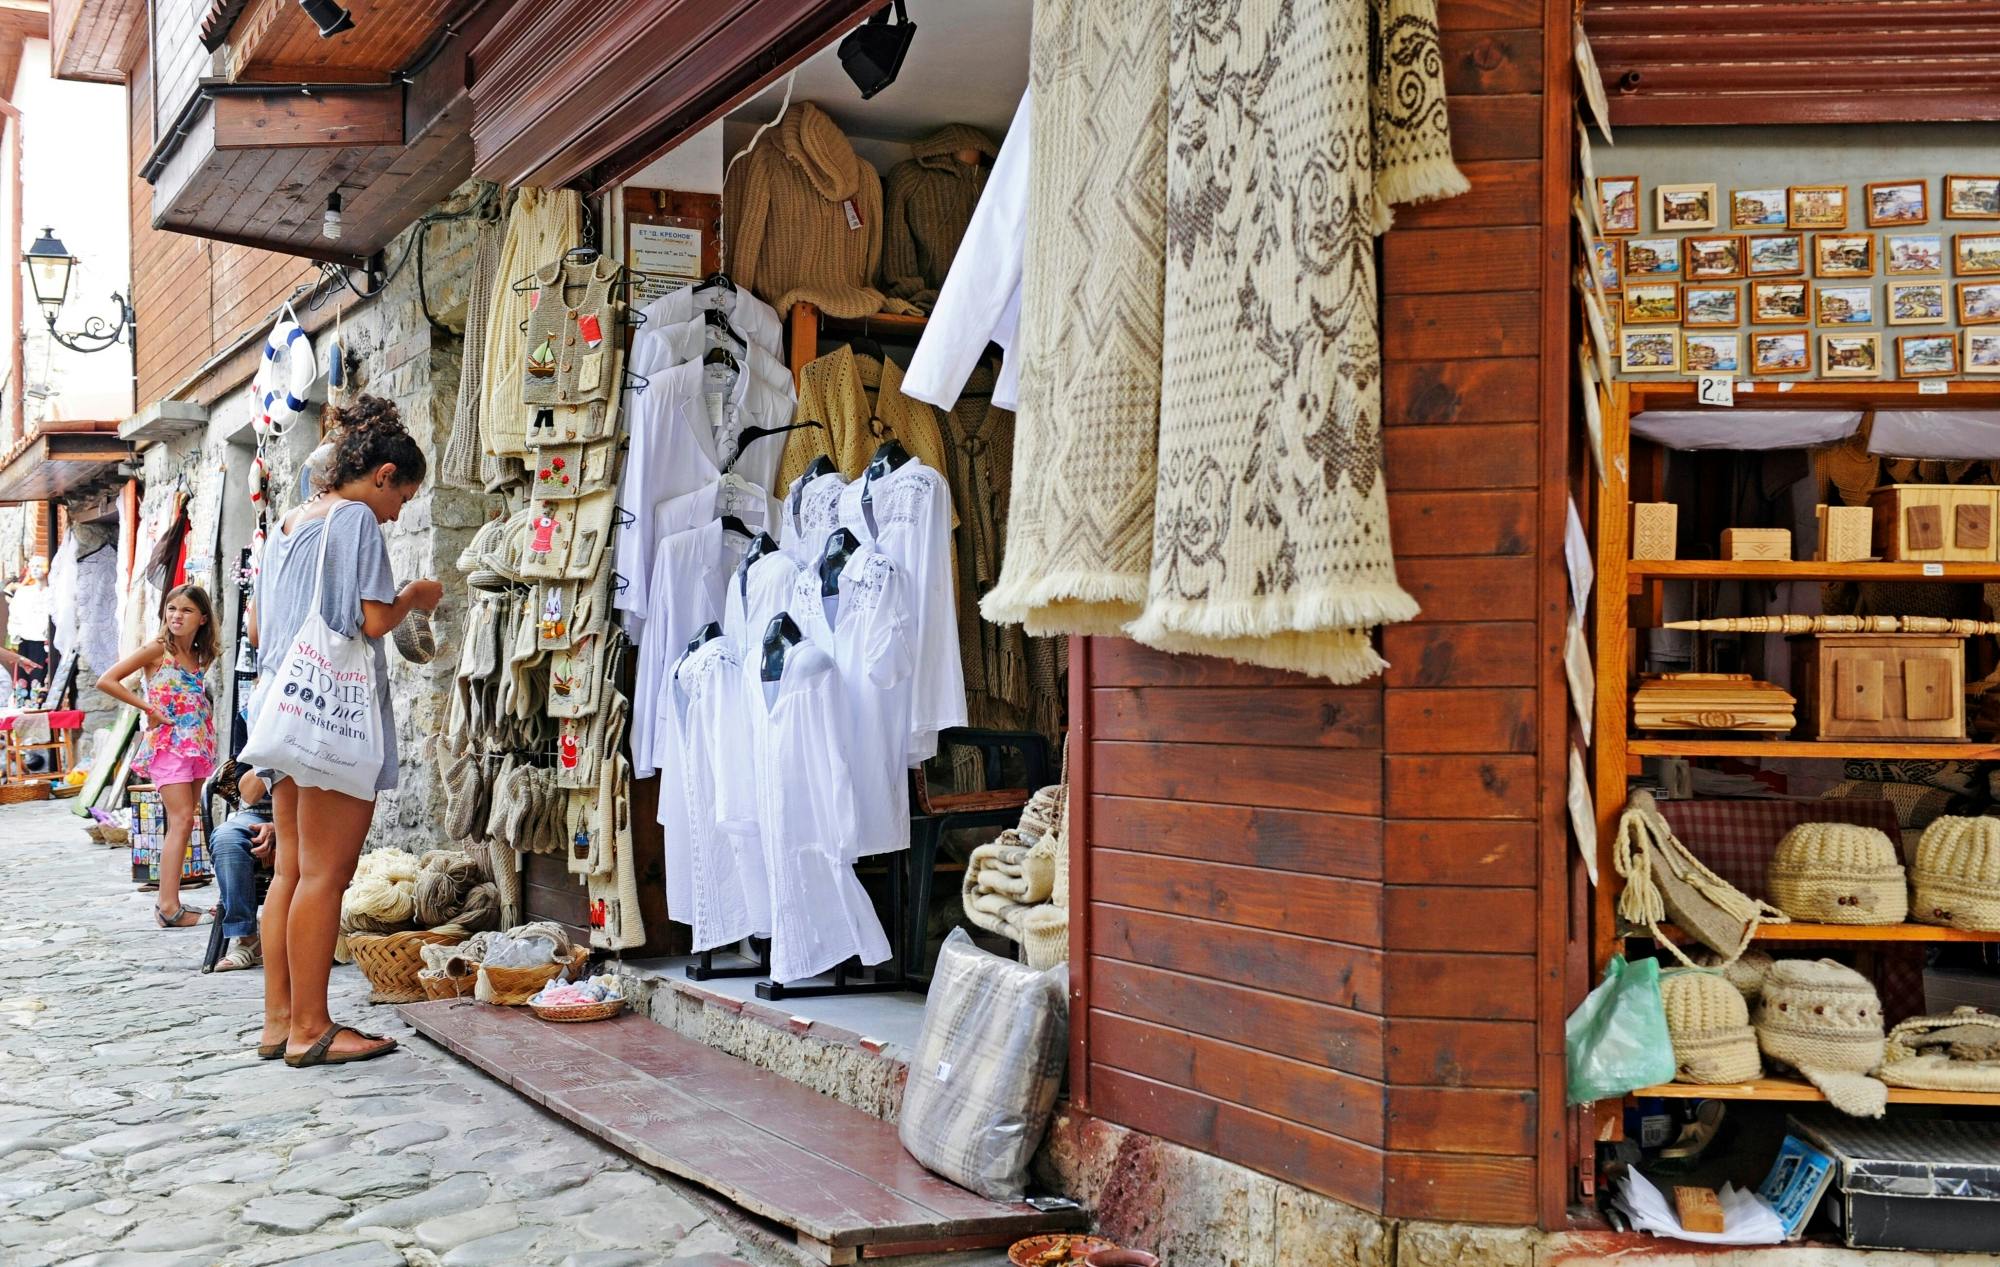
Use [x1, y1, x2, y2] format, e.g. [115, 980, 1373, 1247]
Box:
[244, 396, 442, 1068]
[96, 584, 219, 928]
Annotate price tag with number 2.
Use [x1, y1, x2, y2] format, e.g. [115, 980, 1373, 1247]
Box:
[1697, 373, 1735, 408]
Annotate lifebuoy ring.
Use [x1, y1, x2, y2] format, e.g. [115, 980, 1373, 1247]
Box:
[258, 319, 317, 429]
[248, 455, 269, 506]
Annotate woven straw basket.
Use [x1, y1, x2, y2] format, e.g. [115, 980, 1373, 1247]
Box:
[348, 930, 465, 1004]
[477, 946, 589, 1006]
[0, 781, 50, 805]
[418, 967, 476, 1001]
[531, 998, 624, 1023]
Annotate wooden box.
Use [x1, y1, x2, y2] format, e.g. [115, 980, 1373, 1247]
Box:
[1816, 504, 1873, 562]
[1632, 503, 1678, 560]
[1799, 634, 1966, 741]
[1720, 527, 1791, 561]
[1869, 485, 1998, 563]
[1633, 673, 1795, 733]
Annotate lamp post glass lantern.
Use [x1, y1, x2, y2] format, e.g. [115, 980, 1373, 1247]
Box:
[23, 227, 132, 353]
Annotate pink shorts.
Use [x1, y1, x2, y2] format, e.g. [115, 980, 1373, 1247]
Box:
[148, 751, 215, 788]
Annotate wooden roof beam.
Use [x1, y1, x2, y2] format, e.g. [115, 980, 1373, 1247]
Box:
[211, 84, 403, 149]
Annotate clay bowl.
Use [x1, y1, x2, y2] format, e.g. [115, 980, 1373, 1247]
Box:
[1086, 1251, 1159, 1267]
[1008, 1234, 1118, 1266]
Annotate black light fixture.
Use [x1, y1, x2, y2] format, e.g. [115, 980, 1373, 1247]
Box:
[22, 228, 132, 354]
[838, 0, 915, 100]
[297, 0, 354, 38]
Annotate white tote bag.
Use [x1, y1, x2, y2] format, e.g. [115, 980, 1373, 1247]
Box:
[241, 502, 386, 799]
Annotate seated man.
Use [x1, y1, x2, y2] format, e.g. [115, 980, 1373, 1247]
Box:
[210, 766, 274, 971]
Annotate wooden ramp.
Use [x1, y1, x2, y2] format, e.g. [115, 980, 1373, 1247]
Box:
[398, 1002, 1079, 1263]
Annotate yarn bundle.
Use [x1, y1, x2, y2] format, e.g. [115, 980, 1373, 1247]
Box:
[338, 846, 502, 957]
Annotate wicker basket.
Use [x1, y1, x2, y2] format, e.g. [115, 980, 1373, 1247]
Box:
[418, 967, 476, 1001]
[477, 946, 589, 1006]
[0, 781, 50, 805]
[530, 997, 624, 1023]
[348, 929, 466, 1004]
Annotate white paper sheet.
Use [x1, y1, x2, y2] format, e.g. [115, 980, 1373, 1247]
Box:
[1614, 1169, 1785, 1246]
[1565, 616, 1595, 747]
[1565, 497, 1594, 618]
[1568, 744, 1598, 887]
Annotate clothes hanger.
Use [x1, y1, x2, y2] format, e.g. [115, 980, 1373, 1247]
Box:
[703, 346, 740, 371]
[702, 308, 747, 347]
[760, 611, 802, 682]
[684, 622, 723, 656]
[726, 421, 825, 473]
[818, 528, 860, 598]
[719, 515, 754, 539]
[849, 333, 887, 364]
[694, 271, 736, 294]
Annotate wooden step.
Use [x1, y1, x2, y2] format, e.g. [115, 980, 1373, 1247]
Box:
[398, 1002, 1081, 1263]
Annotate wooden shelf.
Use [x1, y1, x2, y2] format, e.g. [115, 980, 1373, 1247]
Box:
[1627, 738, 2000, 759]
[818, 309, 928, 338]
[1632, 1076, 2000, 1107]
[1630, 560, 2000, 582]
[1641, 922, 2000, 944]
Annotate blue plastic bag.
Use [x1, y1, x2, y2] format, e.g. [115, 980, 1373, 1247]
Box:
[1566, 955, 1674, 1104]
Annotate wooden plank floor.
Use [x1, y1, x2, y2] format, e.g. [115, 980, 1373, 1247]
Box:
[398, 1002, 1079, 1261]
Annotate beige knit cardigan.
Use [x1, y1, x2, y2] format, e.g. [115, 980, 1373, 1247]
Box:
[777, 345, 954, 495]
[724, 102, 891, 319]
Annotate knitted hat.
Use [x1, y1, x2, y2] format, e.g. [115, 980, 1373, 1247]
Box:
[1911, 816, 2000, 931]
[1755, 958, 1888, 1116]
[1768, 822, 1908, 925]
[1694, 947, 1774, 1001]
[1881, 1006, 2000, 1092]
[457, 515, 506, 572]
[1661, 969, 1762, 1084]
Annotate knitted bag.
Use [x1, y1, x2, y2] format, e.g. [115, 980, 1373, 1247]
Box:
[1614, 792, 1788, 966]
[1661, 968, 1761, 1085]
[442, 748, 488, 843]
[1755, 958, 1888, 1117]
[1880, 1006, 2000, 1092]
[1911, 816, 2000, 931]
[1768, 822, 1909, 925]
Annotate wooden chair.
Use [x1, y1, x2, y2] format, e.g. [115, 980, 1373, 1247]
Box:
[903, 729, 1051, 978]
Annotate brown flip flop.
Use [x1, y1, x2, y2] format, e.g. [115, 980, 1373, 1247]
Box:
[256, 1041, 285, 1060]
[284, 1024, 398, 1068]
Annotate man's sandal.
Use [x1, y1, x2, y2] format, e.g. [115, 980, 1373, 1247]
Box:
[284, 1025, 398, 1068]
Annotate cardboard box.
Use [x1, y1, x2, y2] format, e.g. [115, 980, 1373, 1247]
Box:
[1816, 504, 1873, 562]
[1870, 484, 1998, 563]
[1721, 527, 1791, 561]
[1631, 503, 1677, 560]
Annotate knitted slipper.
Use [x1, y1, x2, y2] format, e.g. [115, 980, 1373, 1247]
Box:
[562, 492, 615, 581]
[536, 581, 577, 651]
[520, 502, 571, 579]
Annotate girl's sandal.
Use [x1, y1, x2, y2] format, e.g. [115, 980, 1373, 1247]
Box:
[215, 943, 262, 972]
[153, 905, 207, 929]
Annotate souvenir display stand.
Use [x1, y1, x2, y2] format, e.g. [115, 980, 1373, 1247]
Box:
[1591, 378, 2000, 1119]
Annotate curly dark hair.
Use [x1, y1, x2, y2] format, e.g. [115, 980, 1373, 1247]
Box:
[315, 395, 428, 493]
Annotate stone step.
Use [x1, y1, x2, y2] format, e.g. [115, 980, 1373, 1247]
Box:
[397, 1002, 1081, 1264]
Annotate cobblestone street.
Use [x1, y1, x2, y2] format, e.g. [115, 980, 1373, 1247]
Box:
[0, 800, 793, 1267]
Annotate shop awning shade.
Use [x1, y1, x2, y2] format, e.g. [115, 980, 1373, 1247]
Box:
[0, 427, 133, 504]
[1633, 408, 2000, 459]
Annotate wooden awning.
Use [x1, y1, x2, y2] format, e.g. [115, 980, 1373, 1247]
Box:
[49, 0, 130, 84]
[0, 424, 132, 504]
[1581, 0, 2000, 125]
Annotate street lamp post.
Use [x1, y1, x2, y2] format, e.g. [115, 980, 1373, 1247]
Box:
[22, 228, 132, 354]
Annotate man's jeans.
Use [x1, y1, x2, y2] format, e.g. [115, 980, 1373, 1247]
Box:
[211, 808, 271, 938]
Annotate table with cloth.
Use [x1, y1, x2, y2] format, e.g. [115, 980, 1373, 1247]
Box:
[0, 708, 83, 784]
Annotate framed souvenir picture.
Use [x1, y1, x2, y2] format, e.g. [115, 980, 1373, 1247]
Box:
[1592, 239, 1624, 293]
[1620, 327, 1680, 373]
[1960, 281, 2000, 325]
[1886, 233, 1945, 276]
[1816, 284, 1875, 326]
[1967, 331, 2000, 374]
[1745, 234, 1805, 277]
[1750, 330, 1811, 375]
[1864, 180, 1928, 227]
[1887, 281, 1948, 325]
[1682, 332, 1741, 375]
[1750, 279, 1810, 324]
[1623, 237, 1681, 277]
[1622, 282, 1680, 325]
[1955, 232, 2000, 276]
[1682, 284, 1741, 328]
[1898, 333, 1959, 377]
[1821, 333, 1882, 379]
[1685, 235, 1745, 280]
[1812, 233, 1875, 278]
[1657, 183, 1719, 231]
[1598, 176, 1641, 235]
[1944, 175, 2000, 220]
[1731, 188, 1788, 230]
[1788, 184, 1849, 230]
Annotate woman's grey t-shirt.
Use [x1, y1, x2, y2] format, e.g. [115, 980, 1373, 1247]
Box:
[252, 501, 400, 792]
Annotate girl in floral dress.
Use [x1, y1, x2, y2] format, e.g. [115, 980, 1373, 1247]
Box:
[98, 584, 219, 927]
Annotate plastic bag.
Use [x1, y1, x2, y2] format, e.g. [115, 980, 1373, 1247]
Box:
[1566, 955, 1674, 1104]
[482, 929, 562, 967]
[899, 929, 1068, 1201]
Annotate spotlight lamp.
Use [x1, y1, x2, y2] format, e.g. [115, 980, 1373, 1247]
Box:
[839, 0, 915, 100]
[298, 0, 355, 38]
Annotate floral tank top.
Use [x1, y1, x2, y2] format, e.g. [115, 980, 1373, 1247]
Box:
[140, 661, 216, 764]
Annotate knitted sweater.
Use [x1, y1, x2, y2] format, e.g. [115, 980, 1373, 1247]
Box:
[881, 124, 998, 310]
[778, 344, 953, 492]
[723, 102, 888, 319]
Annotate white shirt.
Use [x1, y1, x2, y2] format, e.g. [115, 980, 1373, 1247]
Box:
[642, 283, 784, 356]
[736, 640, 893, 984]
[614, 360, 792, 624]
[671, 634, 771, 949]
[793, 545, 916, 859]
[631, 519, 746, 775]
[902, 86, 1030, 412]
[724, 549, 806, 646]
[634, 315, 795, 400]
[838, 461, 967, 763]
[781, 471, 851, 565]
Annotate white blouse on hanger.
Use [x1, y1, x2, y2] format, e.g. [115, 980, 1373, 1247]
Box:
[672, 635, 771, 951]
[902, 86, 1030, 412]
[630, 518, 748, 775]
[792, 545, 916, 859]
[613, 359, 791, 626]
[734, 640, 894, 984]
[781, 470, 851, 565]
[637, 315, 796, 399]
[643, 282, 784, 356]
[838, 461, 968, 763]
[724, 550, 806, 646]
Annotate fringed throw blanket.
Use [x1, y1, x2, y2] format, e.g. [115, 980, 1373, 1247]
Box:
[993, 0, 1467, 682]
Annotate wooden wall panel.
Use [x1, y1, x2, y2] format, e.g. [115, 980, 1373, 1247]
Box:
[1073, 0, 1562, 1229]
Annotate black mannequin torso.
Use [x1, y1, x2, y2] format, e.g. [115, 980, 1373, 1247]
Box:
[761, 612, 802, 682]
